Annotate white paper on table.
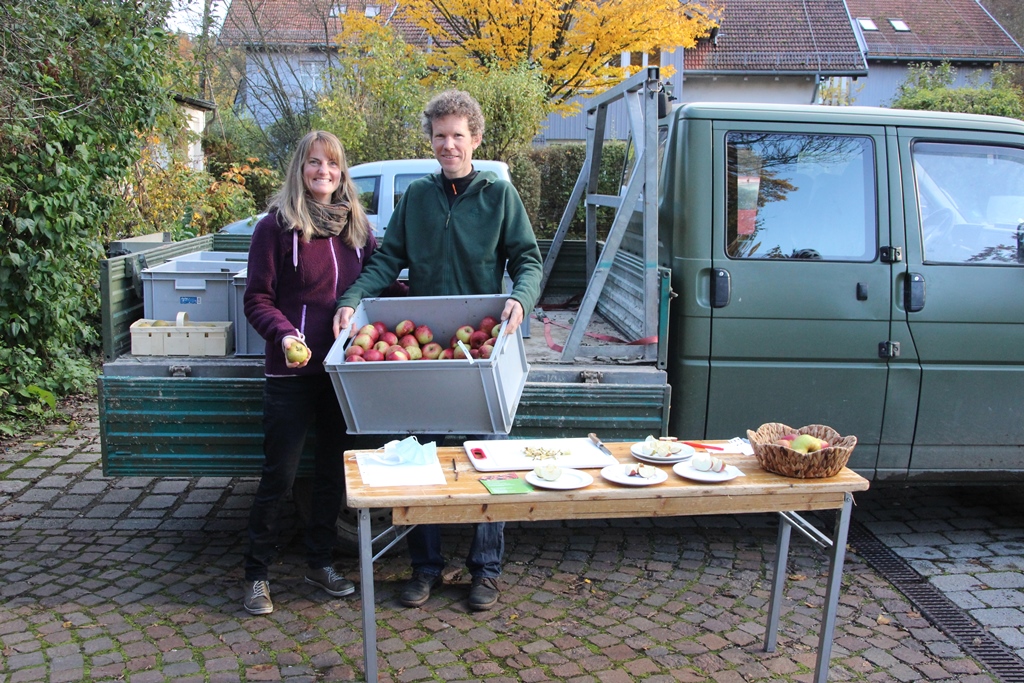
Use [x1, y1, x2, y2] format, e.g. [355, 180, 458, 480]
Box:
[355, 453, 446, 486]
[715, 437, 755, 456]
[354, 438, 447, 487]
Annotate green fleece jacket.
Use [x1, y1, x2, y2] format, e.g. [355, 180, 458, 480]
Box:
[337, 170, 543, 312]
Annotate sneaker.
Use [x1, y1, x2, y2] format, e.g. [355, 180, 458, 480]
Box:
[468, 576, 499, 611]
[399, 571, 443, 607]
[305, 565, 356, 597]
[243, 580, 273, 615]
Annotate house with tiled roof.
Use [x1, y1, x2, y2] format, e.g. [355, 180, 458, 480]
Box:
[843, 0, 1024, 106]
[219, 0, 429, 126]
[541, 0, 868, 142]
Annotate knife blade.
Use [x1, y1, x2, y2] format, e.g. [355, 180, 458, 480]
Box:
[588, 433, 614, 456]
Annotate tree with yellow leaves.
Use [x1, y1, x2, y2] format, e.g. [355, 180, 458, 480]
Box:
[399, 0, 718, 108]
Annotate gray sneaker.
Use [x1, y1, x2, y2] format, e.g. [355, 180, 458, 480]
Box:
[305, 565, 356, 597]
[243, 580, 273, 615]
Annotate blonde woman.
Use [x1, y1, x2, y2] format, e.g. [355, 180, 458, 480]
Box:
[241, 131, 404, 615]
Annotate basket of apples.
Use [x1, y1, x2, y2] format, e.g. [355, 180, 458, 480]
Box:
[745, 423, 857, 479]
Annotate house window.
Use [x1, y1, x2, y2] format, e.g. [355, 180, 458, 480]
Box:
[626, 50, 662, 69]
[856, 18, 877, 31]
[889, 19, 910, 32]
[299, 60, 324, 90]
[329, 4, 346, 17]
[365, 5, 380, 17]
[726, 132, 877, 262]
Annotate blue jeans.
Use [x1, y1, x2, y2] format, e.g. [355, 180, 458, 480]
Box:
[406, 434, 505, 579]
[244, 374, 347, 581]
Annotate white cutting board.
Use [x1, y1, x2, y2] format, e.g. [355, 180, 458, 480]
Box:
[465, 438, 618, 472]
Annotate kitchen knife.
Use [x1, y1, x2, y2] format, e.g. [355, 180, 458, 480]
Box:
[588, 433, 613, 456]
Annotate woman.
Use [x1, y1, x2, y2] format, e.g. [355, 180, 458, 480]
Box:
[241, 131, 400, 615]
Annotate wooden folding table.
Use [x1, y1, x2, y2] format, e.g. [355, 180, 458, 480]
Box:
[344, 442, 869, 682]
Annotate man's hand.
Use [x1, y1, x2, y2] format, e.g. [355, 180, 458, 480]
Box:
[500, 299, 525, 334]
[333, 306, 356, 339]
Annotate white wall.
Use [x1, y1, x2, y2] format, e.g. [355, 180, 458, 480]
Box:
[851, 61, 996, 107]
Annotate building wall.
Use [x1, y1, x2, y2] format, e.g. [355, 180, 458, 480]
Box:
[240, 51, 330, 127]
[852, 61, 995, 107]
[677, 75, 820, 105]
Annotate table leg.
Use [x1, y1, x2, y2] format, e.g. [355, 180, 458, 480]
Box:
[813, 492, 853, 683]
[764, 511, 792, 652]
[358, 508, 378, 682]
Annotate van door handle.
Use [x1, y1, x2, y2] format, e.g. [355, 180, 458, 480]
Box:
[711, 268, 731, 308]
[904, 272, 925, 312]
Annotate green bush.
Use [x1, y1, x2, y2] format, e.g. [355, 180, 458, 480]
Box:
[525, 141, 628, 239]
[0, 0, 185, 433]
[891, 63, 1024, 119]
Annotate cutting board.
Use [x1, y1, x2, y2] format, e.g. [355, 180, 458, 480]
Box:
[465, 438, 618, 472]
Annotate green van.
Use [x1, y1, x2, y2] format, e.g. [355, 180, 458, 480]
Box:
[660, 103, 1024, 482]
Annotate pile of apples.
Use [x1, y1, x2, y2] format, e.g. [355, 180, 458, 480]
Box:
[344, 315, 503, 362]
[774, 433, 830, 453]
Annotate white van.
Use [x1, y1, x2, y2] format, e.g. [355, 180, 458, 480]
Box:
[349, 159, 512, 237]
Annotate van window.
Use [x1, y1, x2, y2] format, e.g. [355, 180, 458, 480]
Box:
[353, 176, 379, 215]
[912, 142, 1024, 265]
[394, 173, 431, 210]
[726, 132, 877, 261]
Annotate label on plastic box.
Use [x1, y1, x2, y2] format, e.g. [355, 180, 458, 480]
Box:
[178, 296, 200, 305]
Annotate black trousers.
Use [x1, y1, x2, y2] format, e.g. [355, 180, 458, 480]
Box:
[244, 374, 347, 580]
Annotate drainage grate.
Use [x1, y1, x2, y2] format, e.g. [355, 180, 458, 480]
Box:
[848, 521, 1024, 683]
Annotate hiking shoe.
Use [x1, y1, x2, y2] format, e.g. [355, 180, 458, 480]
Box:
[243, 580, 273, 615]
[468, 576, 499, 611]
[399, 571, 443, 607]
[305, 565, 356, 597]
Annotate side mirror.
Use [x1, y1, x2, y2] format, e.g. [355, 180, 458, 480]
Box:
[1017, 221, 1024, 264]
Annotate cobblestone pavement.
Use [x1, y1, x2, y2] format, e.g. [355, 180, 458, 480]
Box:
[856, 484, 1024, 662]
[0, 401, 1009, 683]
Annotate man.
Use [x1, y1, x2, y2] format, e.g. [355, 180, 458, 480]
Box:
[333, 90, 542, 611]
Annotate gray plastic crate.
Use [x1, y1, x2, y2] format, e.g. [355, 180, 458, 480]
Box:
[324, 294, 529, 435]
[231, 270, 265, 356]
[142, 253, 247, 322]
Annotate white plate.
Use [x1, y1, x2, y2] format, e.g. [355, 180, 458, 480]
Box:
[630, 442, 695, 464]
[524, 468, 594, 490]
[600, 463, 669, 486]
[672, 461, 742, 482]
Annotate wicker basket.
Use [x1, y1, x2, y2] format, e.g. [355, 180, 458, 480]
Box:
[746, 423, 857, 479]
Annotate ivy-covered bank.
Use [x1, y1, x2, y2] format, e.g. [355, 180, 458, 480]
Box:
[0, 0, 184, 431]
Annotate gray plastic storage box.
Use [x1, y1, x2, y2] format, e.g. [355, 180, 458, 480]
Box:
[142, 252, 247, 323]
[324, 295, 529, 435]
[231, 269, 265, 356]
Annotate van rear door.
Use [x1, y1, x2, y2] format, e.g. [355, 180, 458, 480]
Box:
[705, 122, 892, 474]
[897, 129, 1024, 480]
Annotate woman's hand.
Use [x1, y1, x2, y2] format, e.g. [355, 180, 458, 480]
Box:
[282, 335, 310, 369]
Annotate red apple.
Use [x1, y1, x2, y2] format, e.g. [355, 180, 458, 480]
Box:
[414, 324, 434, 345]
[371, 321, 388, 339]
[421, 342, 443, 359]
[373, 340, 390, 354]
[453, 345, 470, 360]
[455, 324, 474, 344]
[398, 334, 419, 349]
[394, 319, 416, 337]
[363, 348, 384, 362]
[347, 355, 366, 362]
[381, 331, 398, 346]
[352, 333, 374, 350]
[385, 345, 410, 361]
[479, 316, 499, 334]
[470, 348, 480, 359]
[345, 344, 364, 357]
[479, 343, 494, 359]
[405, 345, 423, 360]
[440, 348, 455, 360]
[357, 323, 379, 343]
[469, 329, 490, 349]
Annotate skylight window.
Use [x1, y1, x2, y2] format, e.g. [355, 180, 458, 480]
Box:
[329, 4, 346, 17]
[857, 18, 878, 31]
[365, 5, 380, 17]
[889, 19, 910, 32]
